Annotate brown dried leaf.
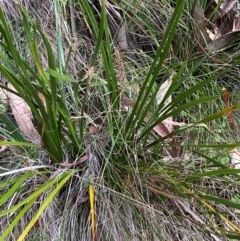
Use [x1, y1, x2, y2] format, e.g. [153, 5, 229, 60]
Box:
[156, 74, 174, 132]
[7, 84, 42, 145]
[38, 93, 46, 109]
[60, 153, 89, 167]
[230, 149, 240, 168]
[0, 88, 8, 101]
[211, 0, 237, 36]
[122, 98, 182, 158]
[220, 0, 237, 13]
[117, 23, 129, 50]
[233, 16, 240, 31]
[193, 1, 211, 46]
[152, 123, 170, 138]
[222, 87, 236, 128]
[208, 30, 240, 52]
[33, 219, 41, 228]
[122, 98, 172, 139]
[215, 0, 237, 20]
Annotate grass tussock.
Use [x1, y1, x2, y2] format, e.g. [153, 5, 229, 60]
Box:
[1, 0, 240, 241]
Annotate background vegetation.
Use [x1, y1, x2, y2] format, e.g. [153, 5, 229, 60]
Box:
[1, 0, 240, 240]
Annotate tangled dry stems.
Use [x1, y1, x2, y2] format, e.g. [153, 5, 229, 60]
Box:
[0, 1, 240, 241]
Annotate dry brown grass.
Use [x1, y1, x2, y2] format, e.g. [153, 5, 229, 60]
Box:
[1, 1, 240, 241]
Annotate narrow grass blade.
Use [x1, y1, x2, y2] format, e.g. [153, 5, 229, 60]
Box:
[140, 96, 218, 140]
[0, 172, 34, 207]
[46, 68, 75, 82]
[91, 0, 106, 66]
[30, 41, 49, 85]
[226, 233, 240, 239]
[203, 195, 240, 210]
[0, 197, 37, 241]
[89, 183, 95, 241]
[193, 151, 240, 180]
[0, 7, 29, 78]
[17, 172, 73, 241]
[78, 0, 99, 38]
[125, 0, 186, 135]
[0, 113, 25, 141]
[0, 172, 69, 217]
[146, 106, 240, 148]
[53, 0, 65, 72]
[0, 141, 37, 148]
[186, 169, 240, 182]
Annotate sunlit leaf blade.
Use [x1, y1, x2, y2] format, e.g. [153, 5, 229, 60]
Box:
[0, 141, 37, 148]
[0, 172, 34, 207]
[0, 172, 68, 217]
[0, 197, 37, 241]
[17, 172, 73, 241]
[203, 195, 240, 210]
[46, 68, 75, 82]
[89, 183, 95, 241]
[125, 0, 186, 136]
[186, 169, 240, 182]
